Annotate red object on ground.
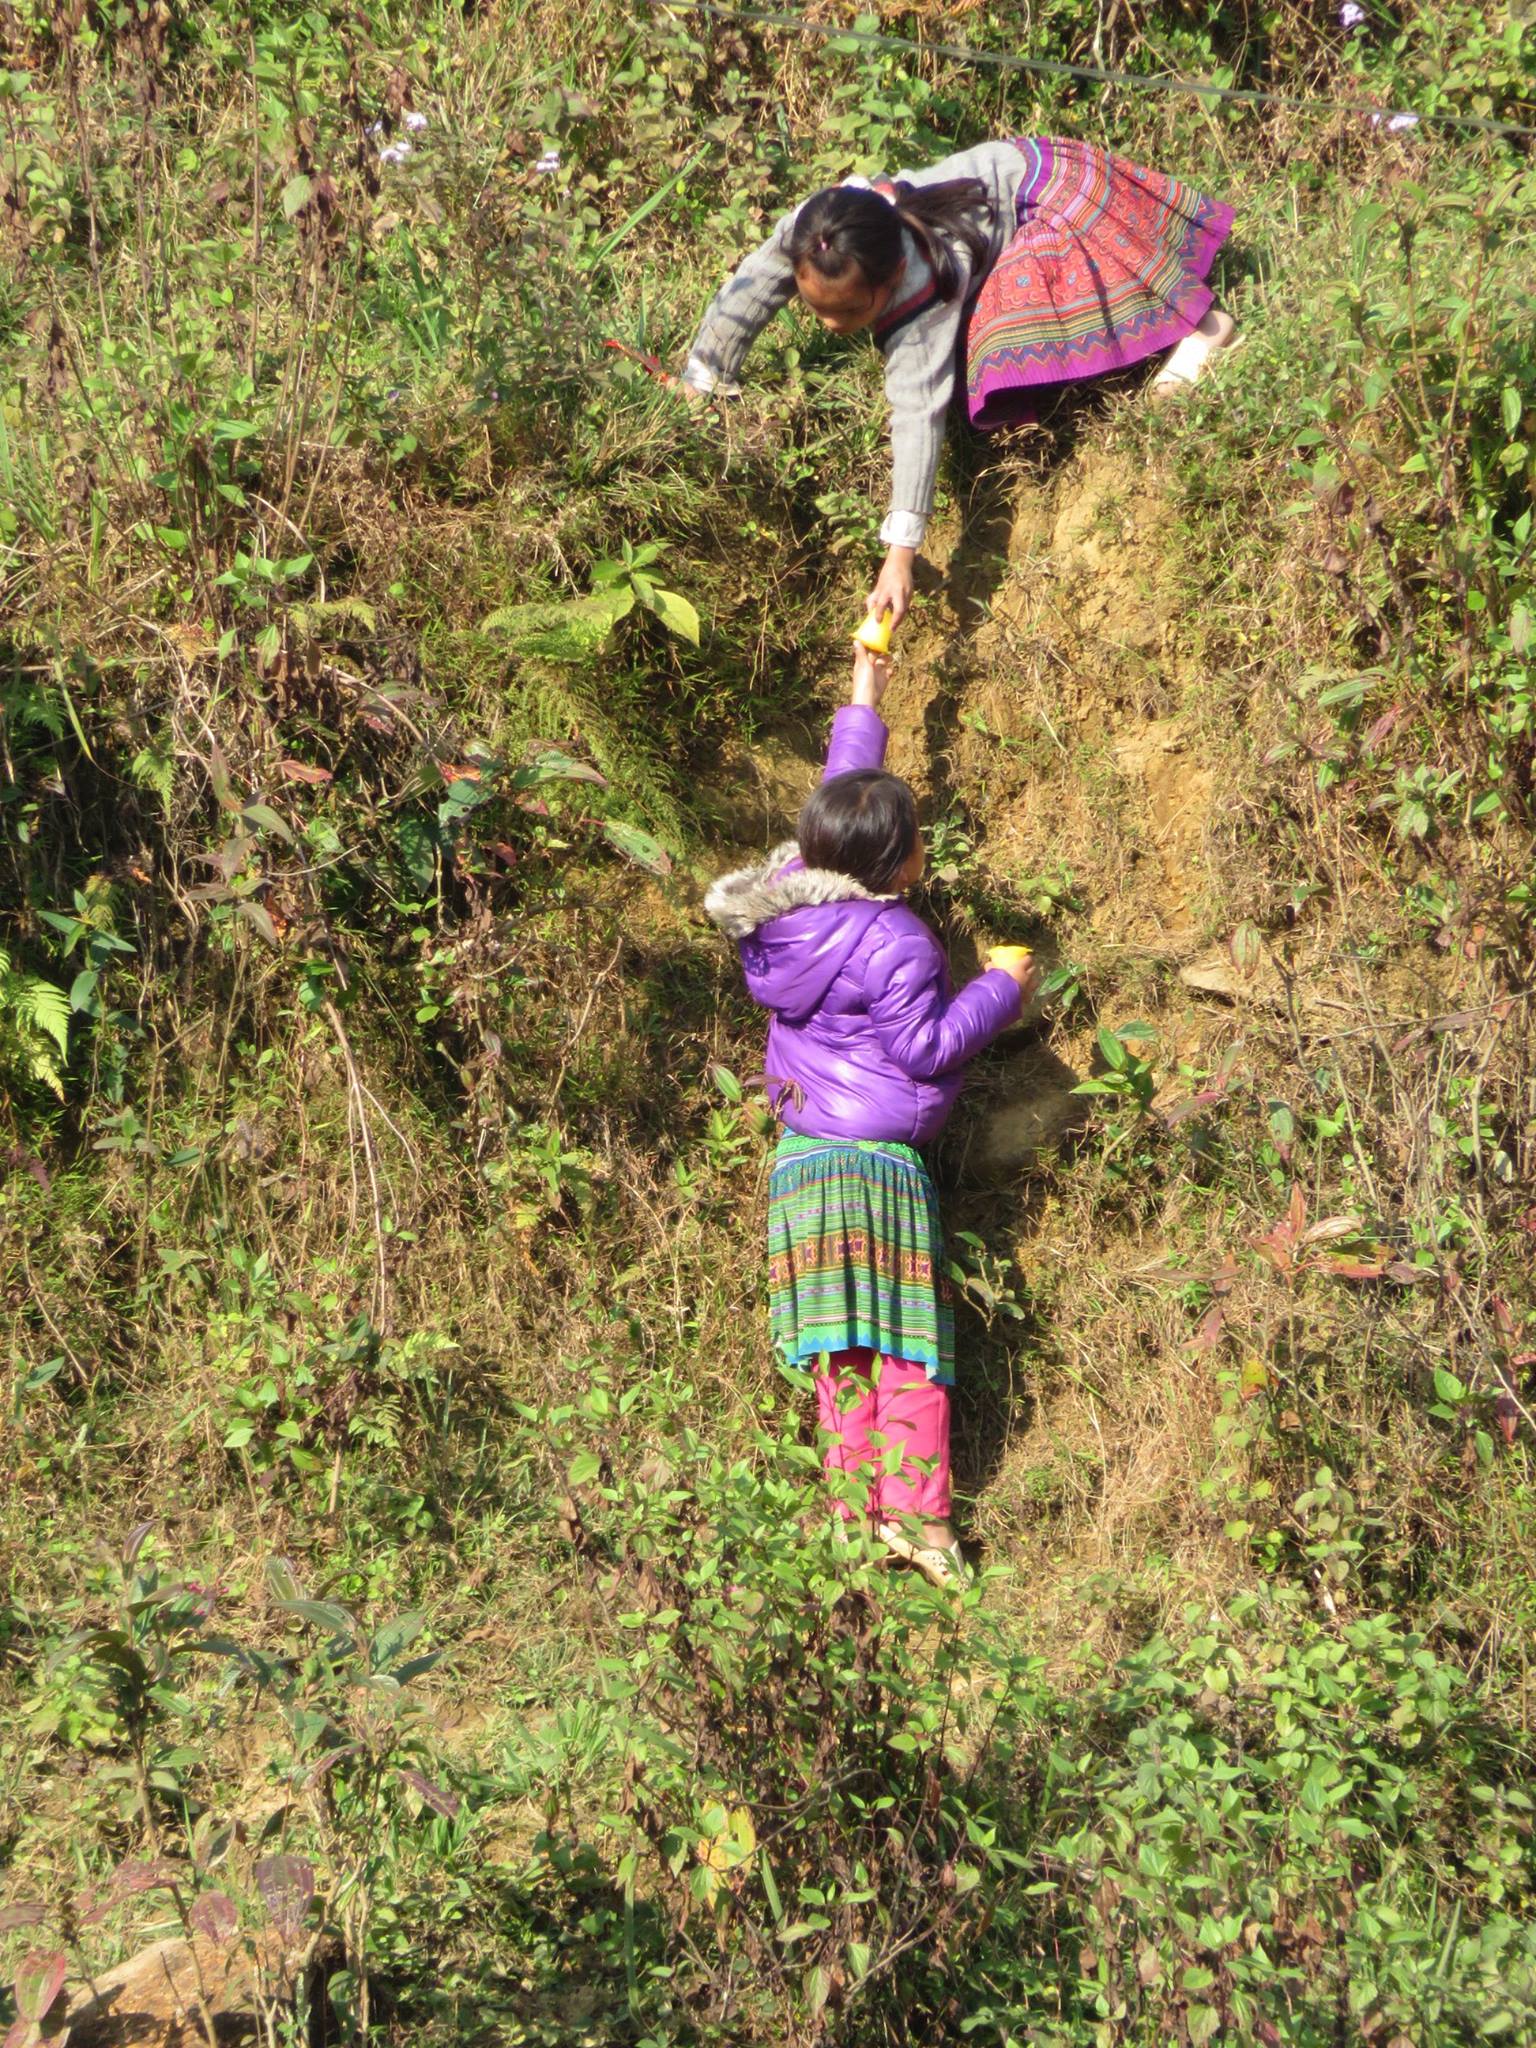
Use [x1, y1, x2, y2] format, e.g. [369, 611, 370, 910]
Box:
[602, 337, 678, 387]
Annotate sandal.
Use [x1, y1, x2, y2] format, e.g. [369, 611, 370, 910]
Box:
[876, 1519, 971, 1588]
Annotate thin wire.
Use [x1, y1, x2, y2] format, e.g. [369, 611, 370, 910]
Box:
[653, 0, 1536, 144]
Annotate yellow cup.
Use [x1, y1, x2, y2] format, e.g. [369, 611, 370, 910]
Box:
[986, 944, 1033, 973]
[852, 610, 893, 654]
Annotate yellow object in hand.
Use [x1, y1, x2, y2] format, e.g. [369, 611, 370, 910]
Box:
[986, 945, 1033, 972]
[852, 610, 893, 654]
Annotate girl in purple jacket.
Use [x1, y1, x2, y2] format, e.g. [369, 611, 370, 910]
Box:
[705, 649, 1039, 1583]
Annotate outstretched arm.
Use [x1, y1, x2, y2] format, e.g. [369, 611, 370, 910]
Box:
[822, 645, 891, 778]
[865, 926, 1022, 1080]
[683, 210, 800, 395]
[868, 281, 972, 625]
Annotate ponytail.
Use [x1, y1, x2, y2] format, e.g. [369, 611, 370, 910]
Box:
[786, 176, 991, 304]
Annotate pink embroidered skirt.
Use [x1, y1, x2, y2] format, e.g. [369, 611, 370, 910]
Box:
[966, 136, 1233, 428]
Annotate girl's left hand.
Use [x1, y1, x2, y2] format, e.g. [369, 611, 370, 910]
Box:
[868, 545, 915, 628]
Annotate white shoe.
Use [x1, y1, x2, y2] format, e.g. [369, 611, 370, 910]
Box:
[1151, 307, 1240, 398]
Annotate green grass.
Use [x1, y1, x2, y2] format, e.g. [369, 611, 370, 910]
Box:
[1, 0, 1534, 2042]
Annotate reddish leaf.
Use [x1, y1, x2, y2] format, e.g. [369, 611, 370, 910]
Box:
[3, 2021, 34, 2048]
[189, 1891, 239, 1946]
[277, 759, 333, 785]
[1321, 1258, 1389, 1280]
[304, 1742, 363, 1784]
[1287, 1184, 1307, 1240]
[1302, 1214, 1362, 1245]
[14, 1951, 67, 2023]
[1386, 1261, 1430, 1284]
[0, 1905, 46, 1934]
[254, 1855, 314, 1944]
[1228, 921, 1262, 976]
[1162, 1090, 1223, 1128]
[1250, 1237, 1294, 1278]
[1186, 1304, 1226, 1354]
[236, 900, 280, 948]
[111, 1856, 179, 1897]
[1362, 705, 1403, 753]
[398, 1766, 462, 1819]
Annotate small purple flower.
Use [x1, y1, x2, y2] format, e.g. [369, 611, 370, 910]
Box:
[1386, 111, 1420, 132]
[534, 149, 561, 175]
[403, 110, 429, 133]
[379, 140, 412, 166]
[1339, 1, 1364, 26]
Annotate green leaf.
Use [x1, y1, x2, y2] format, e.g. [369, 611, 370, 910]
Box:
[1433, 1367, 1465, 1404]
[568, 1450, 601, 1487]
[1096, 1026, 1128, 1072]
[277, 1597, 356, 1638]
[601, 819, 673, 875]
[282, 173, 312, 218]
[647, 586, 701, 645]
[1187, 2005, 1221, 2046]
[1502, 385, 1523, 436]
[242, 802, 295, 844]
[510, 747, 607, 790]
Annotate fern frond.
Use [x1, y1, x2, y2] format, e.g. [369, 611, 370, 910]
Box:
[17, 976, 70, 1056]
[287, 597, 379, 642]
[0, 955, 70, 1097]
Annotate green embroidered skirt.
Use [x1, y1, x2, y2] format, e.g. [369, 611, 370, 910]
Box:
[766, 1134, 954, 1385]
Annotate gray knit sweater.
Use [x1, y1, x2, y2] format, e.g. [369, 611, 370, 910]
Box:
[683, 140, 1031, 550]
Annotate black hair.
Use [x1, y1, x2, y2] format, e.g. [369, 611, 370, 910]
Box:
[797, 769, 919, 893]
[785, 177, 991, 305]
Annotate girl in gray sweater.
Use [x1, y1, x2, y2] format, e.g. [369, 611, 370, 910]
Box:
[682, 137, 1235, 629]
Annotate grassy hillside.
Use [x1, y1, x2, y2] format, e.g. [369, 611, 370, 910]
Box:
[2, 2, 1534, 2042]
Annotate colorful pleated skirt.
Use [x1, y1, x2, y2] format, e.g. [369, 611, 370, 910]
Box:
[767, 1134, 955, 1385]
[965, 136, 1234, 429]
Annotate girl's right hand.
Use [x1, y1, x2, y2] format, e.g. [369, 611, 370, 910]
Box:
[851, 645, 889, 708]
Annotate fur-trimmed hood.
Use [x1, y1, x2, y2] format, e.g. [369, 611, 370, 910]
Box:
[703, 841, 892, 939]
[704, 842, 896, 1023]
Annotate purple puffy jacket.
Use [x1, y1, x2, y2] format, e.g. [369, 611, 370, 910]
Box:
[704, 705, 1021, 1144]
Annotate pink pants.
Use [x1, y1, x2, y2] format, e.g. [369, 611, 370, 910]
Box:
[814, 1348, 951, 1521]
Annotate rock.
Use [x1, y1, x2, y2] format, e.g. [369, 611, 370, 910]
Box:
[1178, 949, 1287, 1006]
[61, 1931, 310, 2048]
